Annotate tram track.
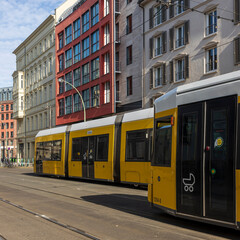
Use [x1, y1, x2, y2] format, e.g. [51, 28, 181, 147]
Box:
[1, 180, 155, 219]
[0, 197, 100, 240]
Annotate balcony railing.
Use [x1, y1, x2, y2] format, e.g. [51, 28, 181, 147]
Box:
[115, 0, 120, 14]
[175, 70, 185, 81]
[115, 61, 121, 73]
[175, 37, 184, 48]
[206, 61, 217, 72]
[155, 47, 163, 56]
[206, 24, 217, 36]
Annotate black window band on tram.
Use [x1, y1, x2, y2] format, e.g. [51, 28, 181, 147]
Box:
[125, 129, 152, 162]
[153, 116, 172, 167]
[237, 103, 240, 169]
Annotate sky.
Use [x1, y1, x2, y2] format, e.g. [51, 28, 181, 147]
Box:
[0, 0, 66, 88]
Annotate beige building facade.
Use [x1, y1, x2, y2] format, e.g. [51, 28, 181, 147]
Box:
[139, 0, 240, 108]
[13, 15, 56, 163]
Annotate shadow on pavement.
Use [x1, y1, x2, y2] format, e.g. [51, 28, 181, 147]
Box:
[82, 194, 240, 240]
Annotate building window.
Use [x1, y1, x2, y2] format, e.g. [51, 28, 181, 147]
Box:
[154, 5, 163, 26]
[1, 105, 3, 111]
[49, 57, 52, 73]
[104, 52, 110, 74]
[73, 68, 81, 87]
[1, 132, 3, 138]
[65, 25, 72, 45]
[170, 21, 189, 50]
[155, 35, 163, 56]
[49, 85, 52, 100]
[176, 0, 184, 15]
[74, 43, 81, 64]
[104, 0, 110, 16]
[59, 54, 64, 72]
[91, 57, 100, 80]
[65, 95, 72, 115]
[126, 45, 132, 65]
[154, 65, 165, 87]
[234, 37, 240, 64]
[104, 82, 110, 103]
[73, 18, 80, 39]
[170, 0, 189, 18]
[175, 58, 185, 81]
[59, 99, 64, 116]
[82, 37, 90, 59]
[127, 76, 133, 96]
[235, 0, 240, 23]
[6, 105, 9, 111]
[65, 48, 72, 68]
[206, 10, 217, 36]
[91, 2, 99, 27]
[104, 24, 110, 45]
[82, 63, 90, 84]
[11, 104, 13, 110]
[10, 122, 13, 129]
[91, 85, 100, 107]
[206, 47, 217, 72]
[59, 78, 64, 94]
[73, 93, 81, 112]
[82, 11, 89, 33]
[91, 30, 99, 53]
[82, 89, 90, 109]
[175, 25, 184, 48]
[6, 114, 9, 120]
[65, 72, 72, 91]
[126, 14, 132, 34]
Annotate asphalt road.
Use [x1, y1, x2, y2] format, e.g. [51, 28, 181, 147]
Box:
[0, 167, 239, 240]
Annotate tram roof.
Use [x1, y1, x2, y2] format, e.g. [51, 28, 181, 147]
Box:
[122, 108, 153, 123]
[36, 125, 69, 137]
[70, 115, 117, 132]
[155, 70, 240, 113]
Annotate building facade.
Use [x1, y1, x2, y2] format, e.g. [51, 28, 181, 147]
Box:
[55, 0, 115, 125]
[0, 88, 17, 160]
[115, 0, 143, 112]
[139, 0, 240, 108]
[13, 15, 56, 163]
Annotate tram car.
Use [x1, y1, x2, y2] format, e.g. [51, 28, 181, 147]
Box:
[34, 108, 153, 185]
[149, 70, 240, 229]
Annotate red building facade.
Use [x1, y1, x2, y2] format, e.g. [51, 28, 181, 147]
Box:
[55, 0, 115, 125]
[0, 100, 17, 160]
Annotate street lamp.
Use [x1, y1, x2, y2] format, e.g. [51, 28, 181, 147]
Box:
[58, 78, 86, 122]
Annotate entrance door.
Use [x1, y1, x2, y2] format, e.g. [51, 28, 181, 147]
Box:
[177, 96, 236, 223]
[82, 137, 95, 179]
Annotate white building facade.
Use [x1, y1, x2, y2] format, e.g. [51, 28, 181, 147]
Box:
[13, 15, 56, 163]
[139, 0, 240, 108]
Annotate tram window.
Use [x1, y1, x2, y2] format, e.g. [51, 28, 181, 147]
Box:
[72, 138, 82, 161]
[43, 141, 52, 160]
[126, 129, 150, 162]
[52, 140, 62, 161]
[96, 135, 109, 161]
[36, 142, 44, 160]
[154, 117, 172, 166]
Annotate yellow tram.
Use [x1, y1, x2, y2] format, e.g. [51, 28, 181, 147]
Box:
[149, 70, 240, 229]
[34, 108, 153, 185]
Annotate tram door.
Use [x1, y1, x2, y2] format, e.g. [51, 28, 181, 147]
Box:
[82, 137, 95, 179]
[177, 96, 236, 223]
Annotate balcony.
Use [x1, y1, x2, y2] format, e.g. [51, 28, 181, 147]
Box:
[115, 31, 120, 44]
[115, 0, 120, 15]
[115, 61, 121, 73]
